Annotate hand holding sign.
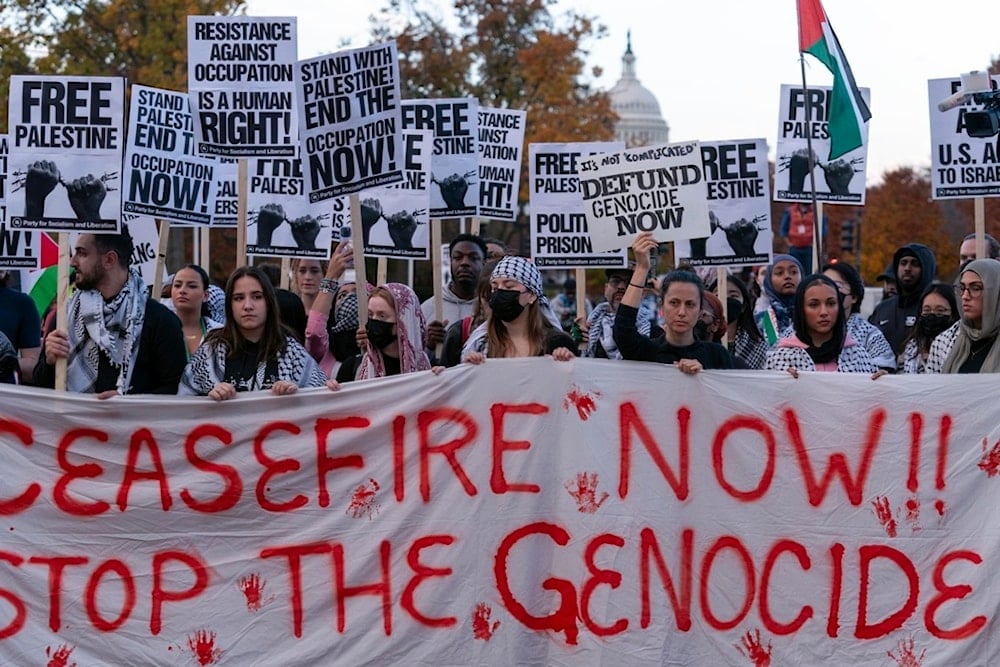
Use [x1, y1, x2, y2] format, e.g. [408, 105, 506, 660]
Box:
[66, 174, 107, 220]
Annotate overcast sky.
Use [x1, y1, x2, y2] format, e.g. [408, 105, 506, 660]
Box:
[246, 0, 1000, 185]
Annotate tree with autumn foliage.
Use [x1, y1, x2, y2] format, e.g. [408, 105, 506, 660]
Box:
[0, 0, 245, 132]
[370, 0, 617, 255]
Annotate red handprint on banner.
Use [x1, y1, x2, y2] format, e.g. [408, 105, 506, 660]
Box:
[187, 629, 223, 665]
[872, 496, 898, 538]
[565, 472, 609, 514]
[472, 602, 501, 641]
[977, 436, 1000, 477]
[238, 572, 275, 612]
[45, 644, 76, 667]
[562, 387, 599, 420]
[735, 628, 772, 666]
[347, 478, 382, 519]
[887, 635, 926, 667]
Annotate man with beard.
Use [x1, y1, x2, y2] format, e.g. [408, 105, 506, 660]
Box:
[958, 233, 1000, 274]
[421, 234, 487, 359]
[35, 232, 186, 397]
[583, 266, 654, 359]
[868, 243, 937, 361]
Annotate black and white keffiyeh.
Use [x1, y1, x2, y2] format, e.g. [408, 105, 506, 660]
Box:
[65, 267, 147, 394]
[178, 335, 326, 395]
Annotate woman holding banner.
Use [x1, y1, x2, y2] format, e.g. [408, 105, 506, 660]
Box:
[178, 266, 327, 400]
[460, 256, 576, 365]
[765, 274, 880, 377]
[723, 274, 768, 369]
[614, 232, 734, 374]
[821, 261, 896, 371]
[170, 264, 222, 359]
[332, 283, 436, 383]
[935, 259, 1000, 374]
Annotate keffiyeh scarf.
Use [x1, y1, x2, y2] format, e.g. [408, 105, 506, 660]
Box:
[179, 335, 325, 395]
[66, 267, 147, 394]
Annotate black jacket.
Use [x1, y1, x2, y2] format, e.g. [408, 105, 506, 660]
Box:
[868, 243, 937, 356]
[614, 304, 734, 369]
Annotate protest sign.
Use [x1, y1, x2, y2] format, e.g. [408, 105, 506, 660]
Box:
[478, 107, 526, 221]
[298, 41, 404, 201]
[579, 142, 710, 254]
[928, 76, 1000, 199]
[187, 16, 298, 158]
[528, 142, 627, 269]
[123, 86, 217, 225]
[0, 362, 998, 664]
[247, 157, 334, 259]
[675, 139, 772, 268]
[357, 130, 432, 260]
[6, 75, 124, 233]
[402, 99, 478, 218]
[1, 134, 42, 268]
[774, 84, 870, 204]
[207, 158, 239, 227]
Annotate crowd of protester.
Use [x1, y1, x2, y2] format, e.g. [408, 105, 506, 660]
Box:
[4, 227, 1000, 398]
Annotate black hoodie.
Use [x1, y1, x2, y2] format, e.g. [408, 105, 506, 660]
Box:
[868, 243, 937, 357]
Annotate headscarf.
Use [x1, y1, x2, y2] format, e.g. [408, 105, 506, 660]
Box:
[942, 259, 1000, 373]
[490, 256, 561, 329]
[357, 283, 432, 380]
[762, 254, 804, 332]
[791, 274, 846, 365]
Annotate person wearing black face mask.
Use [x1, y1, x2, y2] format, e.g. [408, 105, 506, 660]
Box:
[332, 283, 438, 384]
[461, 256, 577, 364]
[900, 282, 959, 374]
[722, 275, 767, 369]
[304, 239, 367, 379]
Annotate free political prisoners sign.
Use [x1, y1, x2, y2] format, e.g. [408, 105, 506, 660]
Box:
[478, 107, 526, 221]
[675, 139, 772, 268]
[246, 157, 333, 259]
[6, 75, 124, 234]
[187, 16, 298, 158]
[529, 142, 627, 269]
[1, 364, 999, 664]
[298, 42, 404, 201]
[358, 129, 432, 260]
[580, 142, 711, 255]
[774, 84, 870, 205]
[123, 86, 217, 225]
[1, 134, 44, 269]
[928, 76, 1000, 199]
[402, 98, 479, 218]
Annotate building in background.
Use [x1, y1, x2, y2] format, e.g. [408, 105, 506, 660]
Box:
[609, 32, 670, 148]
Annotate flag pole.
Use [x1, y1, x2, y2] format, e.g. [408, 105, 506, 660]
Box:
[799, 55, 824, 272]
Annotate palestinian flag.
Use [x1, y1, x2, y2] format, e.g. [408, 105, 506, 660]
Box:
[797, 0, 871, 160]
[20, 233, 61, 318]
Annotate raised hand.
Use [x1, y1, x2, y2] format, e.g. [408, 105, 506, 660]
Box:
[66, 174, 107, 220]
[24, 160, 61, 218]
[289, 215, 321, 250]
[255, 203, 285, 246]
[359, 197, 382, 246]
[385, 208, 422, 250]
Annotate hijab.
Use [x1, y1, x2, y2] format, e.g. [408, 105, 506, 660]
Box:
[942, 259, 1000, 373]
[763, 254, 804, 332]
[357, 283, 432, 380]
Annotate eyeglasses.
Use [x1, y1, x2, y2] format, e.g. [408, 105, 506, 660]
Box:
[954, 283, 984, 297]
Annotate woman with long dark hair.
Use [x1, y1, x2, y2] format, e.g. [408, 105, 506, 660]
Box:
[461, 256, 576, 364]
[765, 273, 880, 376]
[901, 282, 959, 373]
[723, 274, 767, 369]
[170, 264, 221, 358]
[179, 266, 326, 400]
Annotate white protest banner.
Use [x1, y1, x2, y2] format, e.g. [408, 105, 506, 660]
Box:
[187, 16, 298, 158]
[247, 157, 333, 259]
[529, 142, 626, 269]
[675, 139, 772, 268]
[402, 99, 479, 218]
[774, 84, 870, 204]
[357, 130, 432, 260]
[7, 75, 124, 233]
[478, 107, 526, 221]
[298, 41, 404, 201]
[209, 158, 239, 227]
[0, 134, 41, 268]
[580, 142, 710, 254]
[123, 86, 217, 226]
[928, 76, 1000, 199]
[1, 363, 999, 664]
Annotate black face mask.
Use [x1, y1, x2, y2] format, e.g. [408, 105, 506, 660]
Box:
[726, 297, 744, 324]
[489, 289, 525, 322]
[693, 320, 711, 341]
[917, 313, 952, 339]
[366, 319, 397, 350]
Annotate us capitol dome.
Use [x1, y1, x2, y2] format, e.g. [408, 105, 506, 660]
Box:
[608, 32, 670, 148]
